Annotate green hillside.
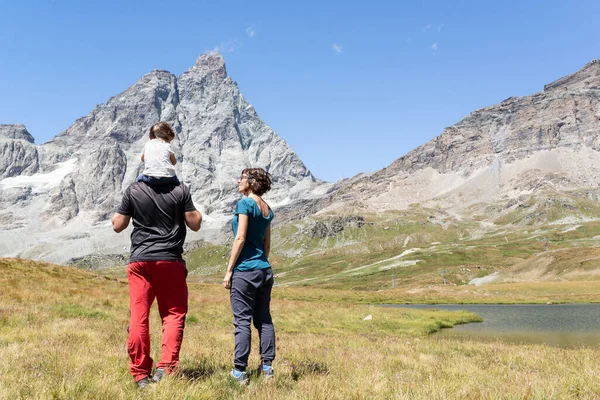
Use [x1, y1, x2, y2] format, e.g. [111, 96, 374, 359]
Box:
[183, 202, 600, 291]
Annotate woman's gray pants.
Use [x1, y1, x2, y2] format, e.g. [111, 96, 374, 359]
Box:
[230, 268, 276, 369]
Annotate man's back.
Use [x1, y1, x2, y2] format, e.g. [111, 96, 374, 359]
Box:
[117, 182, 196, 261]
[111, 121, 202, 388]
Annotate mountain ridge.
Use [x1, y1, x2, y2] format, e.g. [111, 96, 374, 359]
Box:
[2, 57, 600, 266]
[317, 58, 600, 215]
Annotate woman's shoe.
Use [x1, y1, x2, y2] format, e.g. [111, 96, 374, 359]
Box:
[230, 368, 249, 385]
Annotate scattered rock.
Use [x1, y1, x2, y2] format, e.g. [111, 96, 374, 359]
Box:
[310, 215, 365, 238]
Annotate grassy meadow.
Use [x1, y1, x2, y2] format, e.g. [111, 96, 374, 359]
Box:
[2, 258, 600, 399]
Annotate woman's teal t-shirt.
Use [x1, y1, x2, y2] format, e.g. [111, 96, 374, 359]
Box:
[232, 197, 274, 271]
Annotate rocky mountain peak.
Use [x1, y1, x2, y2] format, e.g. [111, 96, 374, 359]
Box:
[0, 124, 35, 143]
[0, 124, 39, 179]
[544, 58, 600, 92]
[0, 52, 317, 264]
[190, 52, 227, 79]
[136, 69, 177, 87]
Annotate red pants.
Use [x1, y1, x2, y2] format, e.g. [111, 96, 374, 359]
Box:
[127, 260, 188, 382]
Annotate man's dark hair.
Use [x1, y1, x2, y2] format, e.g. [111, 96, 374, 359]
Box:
[242, 168, 272, 196]
[149, 122, 175, 141]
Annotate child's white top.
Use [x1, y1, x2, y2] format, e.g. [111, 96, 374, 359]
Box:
[142, 139, 176, 177]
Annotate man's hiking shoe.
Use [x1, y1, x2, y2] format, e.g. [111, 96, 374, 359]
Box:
[136, 377, 151, 389]
[260, 364, 274, 379]
[152, 368, 165, 383]
[230, 368, 249, 385]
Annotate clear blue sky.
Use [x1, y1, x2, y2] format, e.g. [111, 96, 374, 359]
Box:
[1, 1, 599, 181]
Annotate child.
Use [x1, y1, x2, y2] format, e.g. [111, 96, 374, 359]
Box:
[137, 122, 179, 185]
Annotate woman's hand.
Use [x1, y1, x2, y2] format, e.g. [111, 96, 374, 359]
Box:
[223, 271, 233, 289]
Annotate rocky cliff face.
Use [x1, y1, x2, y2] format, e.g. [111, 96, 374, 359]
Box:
[0, 124, 39, 179]
[324, 60, 600, 212]
[35, 53, 315, 221]
[176, 55, 315, 214]
[0, 53, 318, 263]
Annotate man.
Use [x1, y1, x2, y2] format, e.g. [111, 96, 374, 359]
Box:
[112, 178, 202, 389]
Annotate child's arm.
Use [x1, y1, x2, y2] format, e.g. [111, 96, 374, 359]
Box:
[170, 152, 177, 165]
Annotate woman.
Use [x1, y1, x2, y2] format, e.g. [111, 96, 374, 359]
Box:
[223, 168, 275, 384]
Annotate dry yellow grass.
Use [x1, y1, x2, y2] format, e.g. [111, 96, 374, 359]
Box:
[1, 258, 599, 399]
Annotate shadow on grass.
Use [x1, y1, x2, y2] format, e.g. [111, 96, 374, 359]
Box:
[178, 358, 222, 381]
[290, 361, 329, 381]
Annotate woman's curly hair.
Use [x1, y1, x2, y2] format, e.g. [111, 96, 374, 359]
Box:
[242, 168, 272, 196]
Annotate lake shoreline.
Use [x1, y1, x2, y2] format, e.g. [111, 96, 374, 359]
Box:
[386, 303, 600, 347]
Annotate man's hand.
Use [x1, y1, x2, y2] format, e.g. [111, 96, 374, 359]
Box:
[223, 271, 233, 289]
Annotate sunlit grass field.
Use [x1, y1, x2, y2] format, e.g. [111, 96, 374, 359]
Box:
[2, 258, 600, 399]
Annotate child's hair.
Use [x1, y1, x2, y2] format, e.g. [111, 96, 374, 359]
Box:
[149, 122, 175, 141]
[241, 168, 273, 196]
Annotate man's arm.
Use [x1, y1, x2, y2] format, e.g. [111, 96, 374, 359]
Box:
[185, 210, 202, 231]
[111, 213, 131, 233]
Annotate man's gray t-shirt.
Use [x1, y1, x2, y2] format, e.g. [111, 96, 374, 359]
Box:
[117, 182, 196, 262]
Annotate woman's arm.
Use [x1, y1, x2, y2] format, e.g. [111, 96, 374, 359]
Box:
[170, 152, 177, 165]
[223, 214, 249, 289]
[264, 225, 271, 259]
